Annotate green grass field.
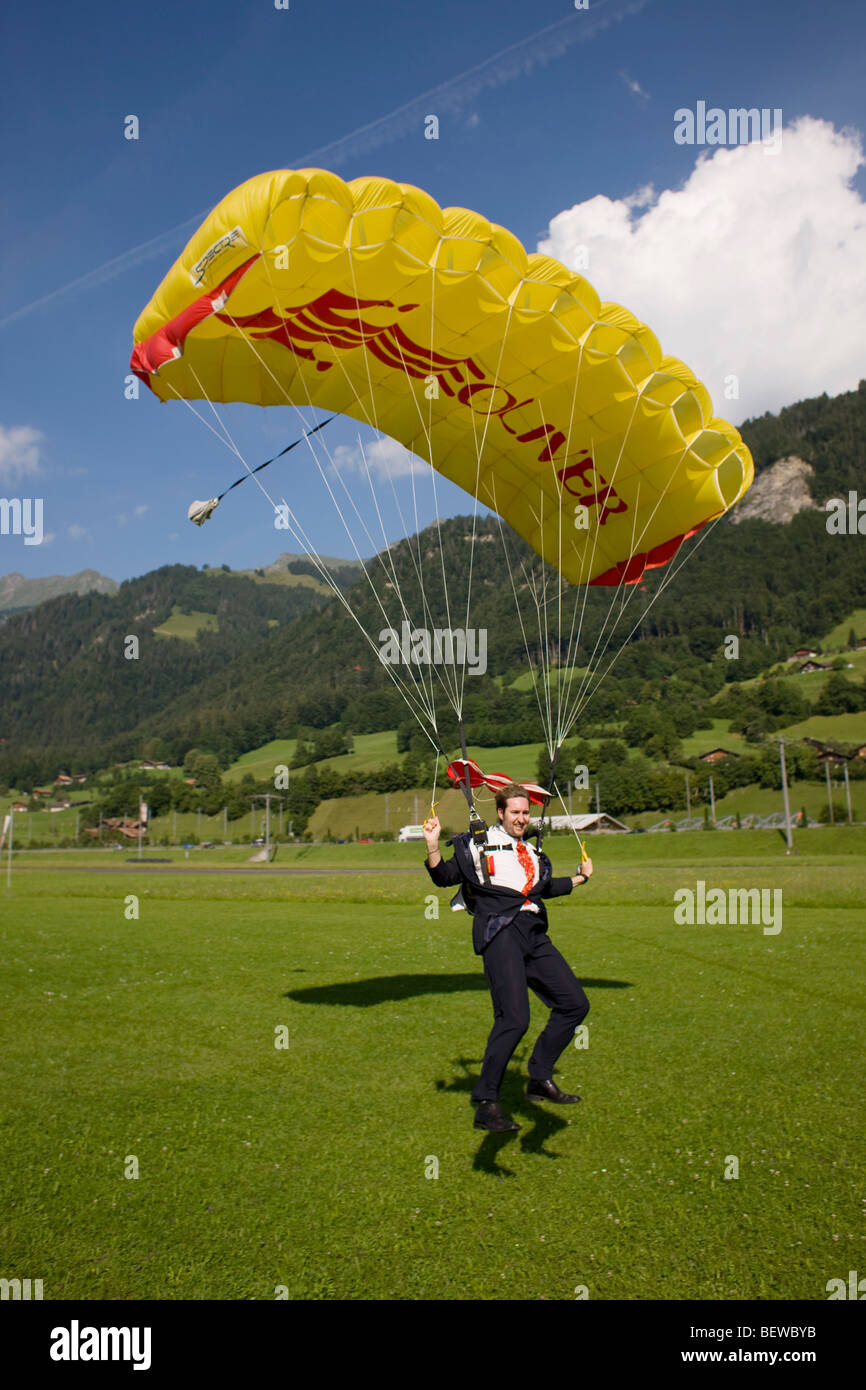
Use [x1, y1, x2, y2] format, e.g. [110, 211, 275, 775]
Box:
[2, 829, 864, 1301]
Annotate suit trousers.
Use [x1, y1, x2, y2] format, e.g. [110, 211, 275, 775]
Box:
[471, 911, 589, 1103]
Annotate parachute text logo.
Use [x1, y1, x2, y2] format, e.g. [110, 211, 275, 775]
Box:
[556, 456, 627, 527]
[216, 288, 593, 472]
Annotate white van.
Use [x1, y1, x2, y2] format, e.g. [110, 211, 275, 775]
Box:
[398, 824, 427, 842]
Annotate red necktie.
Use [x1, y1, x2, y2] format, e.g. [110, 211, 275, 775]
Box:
[516, 841, 535, 901]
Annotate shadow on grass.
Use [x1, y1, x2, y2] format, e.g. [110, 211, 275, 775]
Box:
[438, 1053, 581, 1173]
[285, 975, 633, 1007]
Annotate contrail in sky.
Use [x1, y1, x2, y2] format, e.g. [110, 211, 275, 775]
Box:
[0, 0, 643, 332]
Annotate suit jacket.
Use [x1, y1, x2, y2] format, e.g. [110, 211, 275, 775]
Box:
[425, 831, 574, 955]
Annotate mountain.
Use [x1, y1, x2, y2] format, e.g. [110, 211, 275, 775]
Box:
[0, 568, 118, 620]
[0, 381, 864, 784]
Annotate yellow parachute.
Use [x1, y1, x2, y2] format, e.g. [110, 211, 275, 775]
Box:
[131, 167, 752, 586]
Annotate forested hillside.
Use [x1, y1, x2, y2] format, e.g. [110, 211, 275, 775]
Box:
[1, 381, 865, 790]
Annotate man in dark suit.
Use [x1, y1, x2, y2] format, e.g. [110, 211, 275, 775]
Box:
[424, 783, 592, 1131]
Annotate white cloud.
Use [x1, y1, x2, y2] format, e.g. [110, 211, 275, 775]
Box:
[538, 117, 866, 423]
[0, 424, 43, 484]
[134, 503, 149, 517]
[332, 436, 426, 480]
[618, 70, 650, 102]
[68, 523, 88, 541]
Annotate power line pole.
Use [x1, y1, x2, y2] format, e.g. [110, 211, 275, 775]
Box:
[708, 774, 716, 824]
[843, 760, 853, 823]
[252, 794, 284, 856]
[779, 737, 793, 852]
[685, 770, 691, 819]
[825, 760, 834, 824]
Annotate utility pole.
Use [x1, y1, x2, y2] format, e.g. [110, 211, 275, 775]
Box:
[223, 806, 227, 840]
[708, 775, 715, 824]
[843, 760, 853, 823]
[825, 760, 834, 824]
[779, 737, 793, 852]
[568, 780, 573, 818]
[595, 781, 600, 816]
[6, 809, 13, 889]
[685, 770, 691, 819]
[384, 793, 389, 830]
[252, 794, 284, 855]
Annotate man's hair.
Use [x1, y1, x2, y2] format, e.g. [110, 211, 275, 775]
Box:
[495, 783, 531, 814]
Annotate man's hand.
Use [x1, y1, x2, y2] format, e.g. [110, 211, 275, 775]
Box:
[423, 814, 441, 865]
[572, 856, 593, 887]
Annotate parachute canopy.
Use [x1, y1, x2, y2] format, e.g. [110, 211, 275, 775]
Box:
[131, 167, 753, 586]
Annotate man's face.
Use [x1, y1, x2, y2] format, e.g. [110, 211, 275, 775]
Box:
[498, 796, 531, 838]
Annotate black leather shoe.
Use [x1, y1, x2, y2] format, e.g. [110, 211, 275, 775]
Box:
[473, 1101, 521, 1131]
[527, 1077, 581, 1104]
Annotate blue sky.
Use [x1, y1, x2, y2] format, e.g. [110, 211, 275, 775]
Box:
[1, 0, 865, 583]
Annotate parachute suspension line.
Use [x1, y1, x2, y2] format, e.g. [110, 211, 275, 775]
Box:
[214, 292, 451, 744]
[458, 294, 517, 719]
[551, 778, 588, 860]
[171, 375, 447, 767]
[576, 506, 729, 720]
[420, 242, 467, 729]
[310, 240, 464, 736]
[486, 480, 556, 773]
[204, 292, 445, 744]
[261, 484, 442, 745]
[162, 377, 284, 515]
[546, 388, 646, 743]
[430, 748, 441, 817]
[556, 372, 697, 743]
[562, 422, 699, 735]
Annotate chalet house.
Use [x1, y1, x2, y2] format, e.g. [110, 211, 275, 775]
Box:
[141, 759, 171, 771]
[699, 748, 740, 763]
[798, 660, 832, 674]
[548, 812, 630, 833]
[803, 738, 847, 765]
[11, 801, 28, 812]
[851, 744, 866, 760]
[54, 774, 74, 786]
[100, 817, 144, 839]
[32, 787, 53, 798]
[787, 648, 817, 662]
